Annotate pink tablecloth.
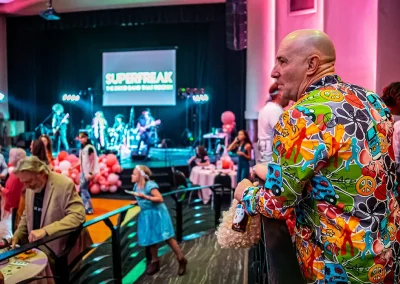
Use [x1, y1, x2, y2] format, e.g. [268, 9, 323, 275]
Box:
[189, 166, 237, 204]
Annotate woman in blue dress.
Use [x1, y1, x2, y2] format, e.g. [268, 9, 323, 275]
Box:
[131, 165, 187, 276]
[227, 130, 252, 184]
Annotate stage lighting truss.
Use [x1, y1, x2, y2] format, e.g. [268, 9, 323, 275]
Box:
[178, 87, 209, 103]
[62, 93, 80, 102]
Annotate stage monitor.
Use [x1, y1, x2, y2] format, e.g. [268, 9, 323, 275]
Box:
[102, 49, 176, 106]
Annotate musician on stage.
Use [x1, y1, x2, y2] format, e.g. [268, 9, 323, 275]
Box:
[92, 111, 108, 151]
[51, 103, 69, 152]
[113, 114, 126, 146]
[137, 108, 155, 158]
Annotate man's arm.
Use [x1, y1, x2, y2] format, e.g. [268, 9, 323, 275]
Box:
[14, 207, 28, 243]
[239, 112, 329, 219]
[42, 182, 86, 236]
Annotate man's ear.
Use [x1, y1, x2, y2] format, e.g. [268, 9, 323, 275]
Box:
[306, 55, 320, 75]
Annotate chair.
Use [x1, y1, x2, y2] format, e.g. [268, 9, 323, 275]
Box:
[211, 173, 233, 209]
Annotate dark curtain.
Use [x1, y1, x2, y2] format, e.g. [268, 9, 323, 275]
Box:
[7, 4, 246, 144]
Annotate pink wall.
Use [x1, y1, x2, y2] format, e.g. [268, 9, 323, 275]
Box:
[275, 0, 324, 49]
[324, 0, 378, 92]
[376, 0, 400, 95]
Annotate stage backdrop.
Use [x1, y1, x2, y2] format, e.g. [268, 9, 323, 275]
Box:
[6, 4, 246, 145]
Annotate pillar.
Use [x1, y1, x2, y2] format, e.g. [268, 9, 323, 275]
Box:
[245, 0, 276, 142]
[0, 16, 9, 120]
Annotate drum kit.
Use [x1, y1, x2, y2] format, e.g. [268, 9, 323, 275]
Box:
[107, 125, 160, 150]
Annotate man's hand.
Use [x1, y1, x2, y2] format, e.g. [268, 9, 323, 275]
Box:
[28, 229, 47, 243]
[11, 236, 19, 248]
[86, 174, 93, 181]
[234, 179, 253, 201]
[253, 164, 268, 181]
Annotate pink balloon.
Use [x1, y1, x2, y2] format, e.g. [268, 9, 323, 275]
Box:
[109, 185, 118, 193]
[117, 180, 122, 187]
[112, 164, 122, 173]
[8, 166, 15, 174]
[99, 162, 107, 170]
[75, 184, 80, 193]
[67, 154, 79, 165]
[100, 184, 109, 192]
[71, 173, 77, 179]
[99, 154, 106, 161]
[74, 175, 80, 185]
[107, 173, 119, 185]
[221, 111, 236, 125]
[90, 184, 101, 195]
[106, 154, 117, 167]
[53, 160, 59, 166]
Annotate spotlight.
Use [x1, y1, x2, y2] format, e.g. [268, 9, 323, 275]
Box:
[62, 93, 80, 102]
[192, 94, 210, 104]
[0, 93, 5, 102]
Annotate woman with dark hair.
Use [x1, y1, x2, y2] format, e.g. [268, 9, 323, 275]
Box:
[31, 139, 53, 171]
[228, 130, 252, 183]
[40, 134, 54, 164]
[188, 145, 210, 169]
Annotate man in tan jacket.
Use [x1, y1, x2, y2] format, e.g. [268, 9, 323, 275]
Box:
[12, 156, 91, 266]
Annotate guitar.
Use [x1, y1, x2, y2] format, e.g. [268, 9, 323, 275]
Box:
[135, 119, 161, 135]
[53, 113, 69, 136]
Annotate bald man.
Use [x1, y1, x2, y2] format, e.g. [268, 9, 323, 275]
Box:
[236, 30, 399, 283]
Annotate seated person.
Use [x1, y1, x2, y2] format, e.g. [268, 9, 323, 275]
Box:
[188, 146, 210, 169]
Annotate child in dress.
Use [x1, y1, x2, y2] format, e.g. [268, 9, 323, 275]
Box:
[131, 165, 187, 276]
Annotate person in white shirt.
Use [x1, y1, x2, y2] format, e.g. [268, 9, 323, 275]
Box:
[257, 82, 291, 164]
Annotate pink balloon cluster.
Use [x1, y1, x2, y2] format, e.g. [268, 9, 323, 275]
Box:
[53, 151, 123, 195]
[221, 111, 236, 133]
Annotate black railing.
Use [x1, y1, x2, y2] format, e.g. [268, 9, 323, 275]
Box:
[1, 184, 226, 284]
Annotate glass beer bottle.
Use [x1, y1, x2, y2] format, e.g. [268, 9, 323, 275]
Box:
[232, 202, 248, 233]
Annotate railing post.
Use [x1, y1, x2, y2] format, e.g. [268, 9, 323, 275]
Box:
[214, 189, 222, 228]
[104, 218, 123, 284]
[176, 197, 183, 242]
[111, 227, 123, 284]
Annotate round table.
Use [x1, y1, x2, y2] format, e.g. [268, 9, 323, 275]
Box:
[189, 166, 237, 204]
[0, 248, 48, 283]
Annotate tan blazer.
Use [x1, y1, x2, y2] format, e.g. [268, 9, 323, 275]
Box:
[15, 171, 92, 261]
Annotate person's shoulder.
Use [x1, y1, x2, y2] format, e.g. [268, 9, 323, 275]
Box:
[146, 180, 159, 190]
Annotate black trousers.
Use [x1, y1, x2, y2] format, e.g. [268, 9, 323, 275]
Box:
[55, 129, 69, 152]
[138, 132, 152, 156]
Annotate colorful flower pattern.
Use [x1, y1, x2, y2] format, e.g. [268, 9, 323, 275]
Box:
[248, 75, 400, 283]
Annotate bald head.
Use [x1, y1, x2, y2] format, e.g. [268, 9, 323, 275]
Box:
[283, 29, 336, 63]
[271, 29, 336, 102]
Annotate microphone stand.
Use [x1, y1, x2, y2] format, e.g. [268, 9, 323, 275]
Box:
[35, 112, 54, 134]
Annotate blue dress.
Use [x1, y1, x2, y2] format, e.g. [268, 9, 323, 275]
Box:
[134, 181, 175, 246]
[237, 144, 250, 184]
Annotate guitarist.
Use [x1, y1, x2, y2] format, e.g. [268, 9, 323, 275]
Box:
[136, 108, 157, 158]
[51, 103, 69, 152]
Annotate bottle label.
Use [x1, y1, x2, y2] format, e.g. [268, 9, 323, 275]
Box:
[233, 204, 245, 224]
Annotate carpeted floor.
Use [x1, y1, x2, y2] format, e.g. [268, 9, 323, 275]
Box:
[131, 233, 247, 284]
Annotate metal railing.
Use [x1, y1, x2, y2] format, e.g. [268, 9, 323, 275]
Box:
[0, 184, 226, 284]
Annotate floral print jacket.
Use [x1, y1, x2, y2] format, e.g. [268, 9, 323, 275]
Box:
[244, 75, 400, 283]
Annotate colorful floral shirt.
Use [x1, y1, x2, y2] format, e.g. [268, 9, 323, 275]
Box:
[244, 75, 400, 283]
